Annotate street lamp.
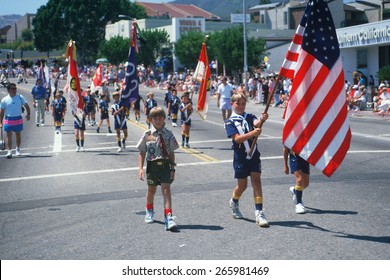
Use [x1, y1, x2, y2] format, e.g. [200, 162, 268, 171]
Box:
[243, 0, 248, 90]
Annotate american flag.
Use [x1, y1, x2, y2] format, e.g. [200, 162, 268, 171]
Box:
[281, 0, 351, 177]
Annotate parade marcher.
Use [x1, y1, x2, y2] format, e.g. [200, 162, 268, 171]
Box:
[111, 91, 128, 152]
[179, 92, 193, 147]
[169, 88, 180, 127]
[217, 77, 234, 122]
[31, 78, 47, 126]
[225, 92, 269, 227]
[73, 104, 87, 152]
[85, 89, 98, 126]
[96, 94, 112, 133]
[51, 92, 66, 134]
[58, 90, 67, 126]
[136, 106, 180, 231]
[144, 92, 157, 129]
[132, 95, 144, 124]
[0, 83, 31, 158]
[283, 145, 310, 214]
[164, 86, 173, 119]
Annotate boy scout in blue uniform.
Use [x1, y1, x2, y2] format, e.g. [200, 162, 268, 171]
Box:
[225, 92, 269, 227]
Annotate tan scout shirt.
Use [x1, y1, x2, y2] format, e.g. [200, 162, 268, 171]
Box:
[137, 126, 179, 161]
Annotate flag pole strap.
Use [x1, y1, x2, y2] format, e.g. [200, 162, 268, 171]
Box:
[248, 75, 281, 156]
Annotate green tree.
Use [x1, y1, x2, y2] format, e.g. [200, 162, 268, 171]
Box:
[377, 65, 390, 82]
[32, 0, 147, 64]
[174, 31, 214, 69]
[137, 29, 172, 69]
[99, 36, 129, 66]
[211, 25, 266, 75]
[21, 29, 33, 42]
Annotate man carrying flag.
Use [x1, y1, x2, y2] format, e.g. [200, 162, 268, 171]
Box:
[193, 35, 211, 120]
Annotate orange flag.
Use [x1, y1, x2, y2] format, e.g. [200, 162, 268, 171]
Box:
[194, 41, 211, 120]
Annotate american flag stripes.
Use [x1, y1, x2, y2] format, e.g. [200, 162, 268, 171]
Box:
[281, 0, 351, 177]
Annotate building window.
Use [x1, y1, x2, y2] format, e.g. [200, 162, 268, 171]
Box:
[283, 11, 287, 25]
[356, 49, 367, 69]
[260, 13, 265, 24]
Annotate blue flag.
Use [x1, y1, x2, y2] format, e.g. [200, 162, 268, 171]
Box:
[120, 21, 140, 108]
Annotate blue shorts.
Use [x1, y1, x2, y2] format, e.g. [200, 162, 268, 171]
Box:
[233, 150, 262, 178]
[290, 152, 310, 174]
[181, 119, 191, 126]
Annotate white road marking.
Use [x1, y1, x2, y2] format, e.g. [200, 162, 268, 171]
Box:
[53, 131, 62, 153]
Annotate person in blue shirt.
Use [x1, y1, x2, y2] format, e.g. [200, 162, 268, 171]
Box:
[0, 83, 31, 158]
[51, 92, 66, 134]
[144, 92, 157, 129]
[225, 92, 269, 227]
[169, 88, 180, 127]
[96, 94, 112, 134]
[31, 78, 47, 126]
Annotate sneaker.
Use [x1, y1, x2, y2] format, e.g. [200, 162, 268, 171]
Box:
[144, 209, 155, 224]
[61, 122, 65, 126]
[6, 150, 12, 159]
[36, 123, 39, 127]
[185, 143, 190, 148]
[117, 147, 122, 153]
[80, 146, 85, 152]
[165, 213, 178, 231]
[76, 146, 80, 152]
[40, 123, 45, 126]
[229, 198, 243, 219]
[295, 203, 306, 214]
[172, 122, 177, 127]
[55, 129, 60, 134]
[289, 186, 298, 205]
[255, 210, 269, 227]
[15, 147, 21, 156]
[122, 140, 126, 150]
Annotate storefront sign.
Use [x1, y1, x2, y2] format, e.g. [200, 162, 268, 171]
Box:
[337, 20, 390, 48]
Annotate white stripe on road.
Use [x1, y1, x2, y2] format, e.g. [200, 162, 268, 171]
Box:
[53, 131, 62, 153]
[1, 150, 390, 183]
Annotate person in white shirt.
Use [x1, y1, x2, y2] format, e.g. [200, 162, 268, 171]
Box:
[217, 77, 234, 122]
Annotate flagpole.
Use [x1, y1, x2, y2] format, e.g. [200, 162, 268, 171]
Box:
[248, 75, 281, 156]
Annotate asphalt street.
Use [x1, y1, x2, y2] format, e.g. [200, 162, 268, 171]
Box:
[0, 78, 389, 260]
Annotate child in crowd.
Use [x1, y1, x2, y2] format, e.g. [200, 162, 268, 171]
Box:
[179, 92, 193, 147]
[137, 106, 180, 231]
[111, 91, 127, 152]
[283, 146, 310, 214]
[144, 92, 157, 129]
[225, 92, 269, 227]
[58, 90, 67, 125]
[96, 94, 112, 133]
[73, 103, 87, 152]
[169, 88, 180, 127]
[51, 92, 66, 134]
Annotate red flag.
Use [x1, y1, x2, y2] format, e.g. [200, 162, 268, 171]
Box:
[64, 40, 84, 119]
[281, 0, 351, 177]
[91, 63, 103, 92]
[194, 41, 211, 120]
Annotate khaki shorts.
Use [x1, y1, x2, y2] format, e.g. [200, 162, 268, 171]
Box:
[146, 159, 172, 186]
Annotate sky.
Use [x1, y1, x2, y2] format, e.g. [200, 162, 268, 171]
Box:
[0, 0, 173, 16]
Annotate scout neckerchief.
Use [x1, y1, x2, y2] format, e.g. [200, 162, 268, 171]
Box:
[230, 111, 256, 159]
[157, 130, 168, 159]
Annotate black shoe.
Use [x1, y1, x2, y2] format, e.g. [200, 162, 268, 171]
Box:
[108, 128, 112, 133]
[96, 127, 100, 133]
